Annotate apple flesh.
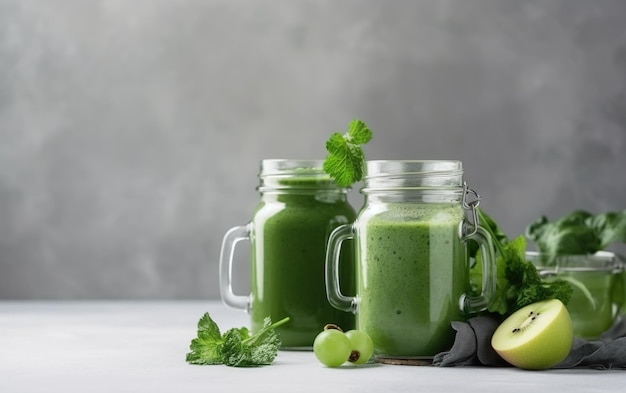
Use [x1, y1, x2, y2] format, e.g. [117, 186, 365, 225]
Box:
[491, 299, 573, 370]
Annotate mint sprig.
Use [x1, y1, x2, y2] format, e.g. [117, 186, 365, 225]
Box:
[323, 119, 373, 187]
[186, 312, 290, 367]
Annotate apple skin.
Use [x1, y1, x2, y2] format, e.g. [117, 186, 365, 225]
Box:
[491, 299, 573, 370]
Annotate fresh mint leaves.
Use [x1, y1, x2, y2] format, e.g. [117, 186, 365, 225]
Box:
[323, 119, 373, 187]
[526, 209, 626, 262]
[471, 209, 572, 316]
[186, 312, 289, 367]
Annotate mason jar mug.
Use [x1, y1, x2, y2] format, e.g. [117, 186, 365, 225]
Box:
[325, 160, 496, 358]
[219, 159, 356, 348]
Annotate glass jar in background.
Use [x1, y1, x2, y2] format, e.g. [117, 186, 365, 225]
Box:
[219, 159, 356, 349]
[527, 251, 624, 339]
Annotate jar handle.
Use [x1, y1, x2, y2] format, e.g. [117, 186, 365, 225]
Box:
[218, 224, 251, 311]
[462, 225, 497, 314]
[325, 224, 358, 314]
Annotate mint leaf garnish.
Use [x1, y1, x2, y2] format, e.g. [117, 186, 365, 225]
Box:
[185, 313, 225, 365]
[185, 312, 290, 367]
[323, 119, 373, 187]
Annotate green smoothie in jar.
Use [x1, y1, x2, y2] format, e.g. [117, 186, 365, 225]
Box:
[250, 173, 356, 347]
[357, 204, 466, 356]
[220, 160, 356, 349]
[325, 160, 496, 358]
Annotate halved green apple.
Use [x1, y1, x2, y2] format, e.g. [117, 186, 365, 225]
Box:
[491, 299, 573, 370]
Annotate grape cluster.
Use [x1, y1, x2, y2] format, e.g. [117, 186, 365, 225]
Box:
[313, 324, 374, 367]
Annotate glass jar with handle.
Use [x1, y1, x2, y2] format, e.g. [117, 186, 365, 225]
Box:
[219, 159, 356, 349]
[325, 160, 496, 357]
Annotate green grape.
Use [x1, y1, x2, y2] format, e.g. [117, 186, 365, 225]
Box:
[313, 329, 351, 367]
[345, 330, 374, 364]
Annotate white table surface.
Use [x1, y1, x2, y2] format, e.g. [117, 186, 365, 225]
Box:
[0, 301, 623, 393]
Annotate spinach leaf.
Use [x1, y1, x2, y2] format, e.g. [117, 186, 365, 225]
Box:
[587, 210, 626, 248]
[526, 209, 626, 262]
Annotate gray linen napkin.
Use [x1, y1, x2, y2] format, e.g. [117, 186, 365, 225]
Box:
[433, 316, 626, 369]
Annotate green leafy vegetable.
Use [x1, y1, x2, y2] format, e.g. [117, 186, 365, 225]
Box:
[323, 119, 373, 187]
[471, 209, 572, 316]
[186, 312, 289, 367]
[526, 209, 626, 263]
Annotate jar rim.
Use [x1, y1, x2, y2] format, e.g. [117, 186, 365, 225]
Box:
[362, 160, 464, 194]
[257, 159, 349, 192]
[365, 160, 463, 178]
[259, 159, 325, 177]
[526, 250, 619, 271]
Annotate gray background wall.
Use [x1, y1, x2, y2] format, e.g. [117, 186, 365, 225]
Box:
[1, 0, 625, 299]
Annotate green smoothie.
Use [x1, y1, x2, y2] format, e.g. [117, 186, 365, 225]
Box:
[356, 203, 466, 356]
[250, 176, 356, 348]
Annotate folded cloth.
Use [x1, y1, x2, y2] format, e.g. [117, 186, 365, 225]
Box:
[432, 316, 507, 367]
[433, 316, 626, 369]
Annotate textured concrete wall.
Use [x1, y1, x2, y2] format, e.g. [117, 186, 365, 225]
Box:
[1, 0, 625, 299]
